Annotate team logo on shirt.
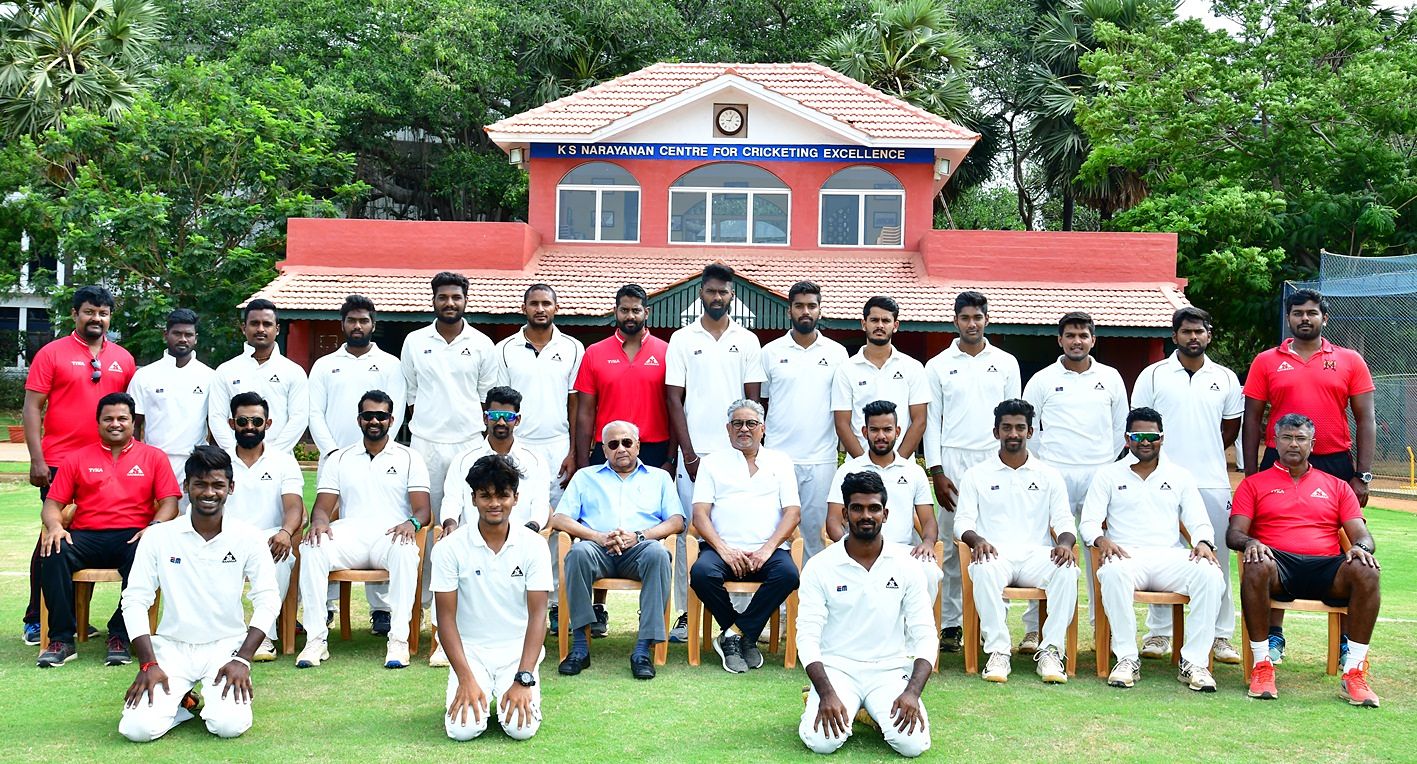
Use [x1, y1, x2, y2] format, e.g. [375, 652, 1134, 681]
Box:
[779, 357, 789, 364]
[835, 584, 848, 592]
[885, 577, 899, 589]
[108, 360, 123, 372]
[896, 475, 909, 484]
[260, 472, 273, 481]
[892, 371, 904, 380]
[1311, 487, 1330, 499]
[549, 354, 561, 362]
[986, 365, 999, 372]
[728, 345, 740, 353]
[169, 557, 181, 564]
[1209, 382, 1221, 391]
[155, 387, 165, 393]
[948, 369, 958, 375]
[127, 465, 145, 477]
[461, 348, 472, 356]
[192, 386, 204, 394]
[332, 368, 342, 374]
[222, 551, 237, 563]
[858, 380, 868, 386]
[1117, 485, 1128, 491]
[1054, 386, 1064, 392]
[423, 349, 433, 354]
[1093, 382, 1106, 391]
[1026, 482, 1039, 491]
[1276, 361, 1294, 372]
[88, 467, 104, 474]
[269, 374, 281, 383]
[385, 466, 398, 474]
[1269, 488, 1285, 495]
[645, 356, 660, 366]
[990, 485, 1000, 491]
[510, 566, 524, 577]
[369, 364, 380, 371]
[1159, 482, 1172, 490]
[1323, 360, 1337, 371]
[817, 358, 829, 366]
[693, 349, 703, 355]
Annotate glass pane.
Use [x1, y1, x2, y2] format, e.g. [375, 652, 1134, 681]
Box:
[820, 194, 860, 246]
[670, 191, 706, 243]
[711, 193, 749, 243]
[864, 195, 903, 246]
[561, 161, 637, 186]
[558, 189, 596, 240]
[753, 194, 789, 244]
[822, 165, 903, 190]
[673, 162, 787, 189]
[598, 190, 639, 241]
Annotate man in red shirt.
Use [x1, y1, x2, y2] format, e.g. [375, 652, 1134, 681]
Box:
[22, 285, 136, 645]
[1228, 413, 1381, 707]
[36, 392, 181, 668]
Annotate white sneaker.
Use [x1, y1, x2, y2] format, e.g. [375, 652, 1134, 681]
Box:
[1178, 658, 1217, 692]
[428, 644, 449, 667]
[1140, 635, 1171, 659]
[1016, 631, 1040, 654]
[1211, 637, 1241, 665]
[296, 638, 329, 669]
[1108, 656, 1141, 688]
[983, 652, 1011, 683]
[384, 639, 410, 669]
[253, 638, 277, 662]
[1034, 646, 1067, 684]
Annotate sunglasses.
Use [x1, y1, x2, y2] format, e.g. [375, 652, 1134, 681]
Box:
[89, 357, 102, 384]
[234, 416, 267, 428]
[359, 411, 392, 422]
[1126, 432, 1162, 443]
[485, 411, 520, 423]
[605, 438, 636, 451]
[729, 419, 762, 430]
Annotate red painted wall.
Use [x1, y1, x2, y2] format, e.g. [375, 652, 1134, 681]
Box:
[919, 230, 1183, 284]
[285, 218, 541, 271]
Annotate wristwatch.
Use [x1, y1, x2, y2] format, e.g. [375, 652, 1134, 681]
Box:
[1195, 539, 1215, 551]
[635, 530, 646, 544]
[514, 670, 537, 687]
[1357, 472, 1373, 484]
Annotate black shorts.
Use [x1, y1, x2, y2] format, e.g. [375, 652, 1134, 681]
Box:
[1259, 448, 1354, 482]
[1270, 548, 1349, 606]
[589, 440, 671, 471]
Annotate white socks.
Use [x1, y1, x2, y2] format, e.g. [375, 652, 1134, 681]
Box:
[1345, 641, 1369, 672]
[1250, 641, 1270, 667]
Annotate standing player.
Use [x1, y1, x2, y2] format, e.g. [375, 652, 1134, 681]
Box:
[130, 308, 213, 504]
[832, 296, 928, 459]
[207, 299, 309, 454]
[574, 284, 672, 471]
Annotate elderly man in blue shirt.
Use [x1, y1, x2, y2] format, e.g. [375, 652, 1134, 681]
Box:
[550, 420, 684, 680]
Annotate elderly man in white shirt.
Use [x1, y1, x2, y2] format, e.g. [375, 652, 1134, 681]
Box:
[798, 470, 935, 758]
[1081, 407, 1225, 692]
[207, 300, 309, 455]
[130, 308, 214, 501]
[689, 399, 801, 675]
[118, 446, 279, 742]
[954, 398, 1079, 684]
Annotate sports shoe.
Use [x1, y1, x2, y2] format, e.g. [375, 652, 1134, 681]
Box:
[940, 626, 963, 653]
[983, 652, 1011, 682]
[428, 644, 449, 668]
[23, 622, 40, 646]
[548, 605, 559, 636]
[105, 636, 132, 665]
[253, 638, 277, 662]
[1211, 637, 1241, 665]
[714, 632, 748, 674]
[1339, 661, 1379, 707]
[384, 639, 410, 669]
[740, 638, 764, 670]
[668, 612, 689, 644]
[591, 604, 609, 638]
[1248, 659, 1278, 699]
[1267, 632, 1285, 665]
[1338, 635, 1350, 669]
[1016, 631, 1040, 654]
[296, 638, 329, 668]
[1178, 659, 1217, 692]
[1140, 635, 1170, 659]
[1034, 646, 1067, 684]
[370, 610, 391, 636]
[1108, 657, 1141, 688]
[37, 640, 77, 668]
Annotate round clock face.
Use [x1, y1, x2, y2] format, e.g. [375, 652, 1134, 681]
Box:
[717, 107, 744, 135]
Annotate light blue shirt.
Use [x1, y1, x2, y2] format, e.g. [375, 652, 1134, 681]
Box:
[555, 461, 682, 532]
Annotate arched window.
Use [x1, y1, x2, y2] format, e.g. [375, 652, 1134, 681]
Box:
[819, 166, 905, 247]
[669, 163, 789, 246]
[557, 162, 640, 242]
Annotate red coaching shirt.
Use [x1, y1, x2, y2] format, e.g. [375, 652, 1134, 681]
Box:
[25, 333, 136, 467]
[1231, 462, 1363, 556]
[574, 329, 671, 443]
[1243, 337, 1373, 455]
[46, 440, 181, 531]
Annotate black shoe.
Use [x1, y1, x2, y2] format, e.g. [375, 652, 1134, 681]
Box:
[669, 612, 689, 643]
[105, 636, 131, 666]
[558, 651, 591, 676]
[326, 609, 334, 627]
[37, 640, 76, 667]
[740, 639, 765, 670]
[940, 627, 963, 653]
[548, 605, 559, 637]
[630, 653, 656, 680]
[591, 604, 608, 638]
[370, 610, 391, 636]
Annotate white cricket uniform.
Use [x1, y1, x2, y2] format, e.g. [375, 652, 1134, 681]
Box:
[827, 453, 941, 600]
[831, 346, 929, 455]
[441, 442, 551, 530]
[693, 447, 800, 551]
[923, 337, 1021, 629]
[300, 442, 430, 644]
[761, 331, 848, 560]
[796, 542, 935, 758]
[431, 524, 551, 741]
[1131, 352, 1243, 638]
[225, 446, 303, 608]
[307, 343, 405, 458]
[129, 353, 214, 498]
[208, 347, 310, 455]
[1080, 456, 1224, 666]
[954, 454, 1078, 655]
[494, 326, 584, 509]
[118, 515, 278, 742]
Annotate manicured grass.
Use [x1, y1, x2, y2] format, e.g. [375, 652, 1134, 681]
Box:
[0, 479, 1413, 762]
[0, 462, 27, 474]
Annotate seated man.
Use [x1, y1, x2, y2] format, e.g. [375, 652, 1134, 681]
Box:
[1228, 413, 1381, 706]
[37, 392, 181, 668]
[298, 389, 432, 669]
[955, 398, 1078, 684]
[689, 399, 801, 674]
[222, 392, 305, 660]
[1081, 407, 1223, 692]
[433, 454, 550, 741]
[551, 420, 684, 679]
[118, 447, 279, 742]
[798, 471, 935, 758]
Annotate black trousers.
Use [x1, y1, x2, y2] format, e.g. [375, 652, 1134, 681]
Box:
[689, 547, 798, 642]
[24, 466, 59, 626]
[39, 528, 143, 643]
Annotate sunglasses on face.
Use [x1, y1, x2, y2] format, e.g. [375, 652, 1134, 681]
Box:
[729, 419, 762, 430]
[359, 411, 392, 422]
[606, 438, 636, 451]
[234, 416, 267, 428]
[485, 411, 520, 423]
[1126, 432, 1162, 443]
[89, 357, 102, 384]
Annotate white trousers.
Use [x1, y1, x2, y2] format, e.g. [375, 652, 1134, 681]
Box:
[445, 648, 543, 741]
[413, 434, 481, 611]
[796, 462, 838, 562]
[1146, 488, 1235, 639]
[800, 665, 930, 758]
[1025, 461, 1104, 632]
[119, 636, 250, 742]
[167, 453, 191, 514]
[258, 526, 296, 639]
[937, 447, 993, 629]
[524, 436, 569, 598]
[969, 545, 1078, 655]
[1096, 546, 1224, 665]
[299, 518, 420, 643]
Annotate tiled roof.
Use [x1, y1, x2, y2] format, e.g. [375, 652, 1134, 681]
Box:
[486, 63, 978, 143]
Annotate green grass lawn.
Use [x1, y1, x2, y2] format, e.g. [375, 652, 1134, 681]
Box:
[0, 478, 1412, 762]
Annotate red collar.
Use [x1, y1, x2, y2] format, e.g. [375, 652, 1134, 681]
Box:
[1278, 337, 1333, 357]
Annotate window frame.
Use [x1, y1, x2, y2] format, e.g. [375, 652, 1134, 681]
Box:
[555, 163, 641, 244]
[668, 164, 792, 247]
[817, 166, 906, 249]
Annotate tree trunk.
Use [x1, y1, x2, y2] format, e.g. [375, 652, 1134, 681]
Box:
[1061, 187, 1075, 231]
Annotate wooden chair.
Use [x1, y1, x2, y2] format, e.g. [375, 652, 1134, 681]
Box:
[957, 540, 1079, 676]
[554, 532, 673, 665]
[1238, 531, 1351, 679]
[329, 525, 438, 655]
[38, 569, 159, 648]
[686, 535, 804, 669]
[276, 534, 301, 655]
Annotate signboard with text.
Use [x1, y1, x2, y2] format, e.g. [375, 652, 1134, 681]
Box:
[530, 142, 933, 164]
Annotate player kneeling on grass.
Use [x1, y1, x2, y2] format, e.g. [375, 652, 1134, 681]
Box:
[118, 446, 279, 742]
[434, 454, 551, 741]
[797, 470, 935, 758]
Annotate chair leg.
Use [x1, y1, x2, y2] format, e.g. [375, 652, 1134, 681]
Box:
[655, 600, 669, 666]
[1327, 612, 1342, 676]
[1171, 604, 1184, 669]
[557, 582, 570, 662]
[769, 608, 781, 654]
[1241, 611, 1253, 683]
[39, 592, 49, 650]
[281, 559, 298, 655]
[75, 582, 93, 643]
[687, 591, 702, 666]
[959, 554, 977, 674]
[339, 582, 352, 641]
[1095, 601, 1112, 679]
[1066, 603, 1079, 676]
[784, 594, 798, 669]
[147, 598, 158, 635]
[409, 592, 422, 657]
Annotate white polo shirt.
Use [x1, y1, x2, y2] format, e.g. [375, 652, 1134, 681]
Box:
[317, 441, 430, 527]
[1130, 353, 1243, 490]
[761, 332, 848, 465]
[208, 346, 310, 454]
[831, 346, 929, 452]
[1021, 356, 1128, 467]
[923, 339, 1021, 463]
[1079, 456, 1212, 549]
[954, 453, 1075, 547]
[307, 343, 406, 456]
[401, 321, 500, 444]
[693, 447, 800, 551]
[225, 446, 304, 531]
[827, 453, 933, 545]
[122, 515, 279, 642]
[441, 441, 550, 528]
[494, 326, 584, 444]
[430, 523, 551, 668]
[666, 318, 765, 456]
[129, 354, 214, 460]
[796, 541, 937, 672]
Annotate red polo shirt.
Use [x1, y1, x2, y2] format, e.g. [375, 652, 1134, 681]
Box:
[25, 333, 136, 467]
[1231, 462, 1363, 556]
[574, 330, 671, 442]
[47, 440, 181, 531]
[1243, 337, 1373, 455]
